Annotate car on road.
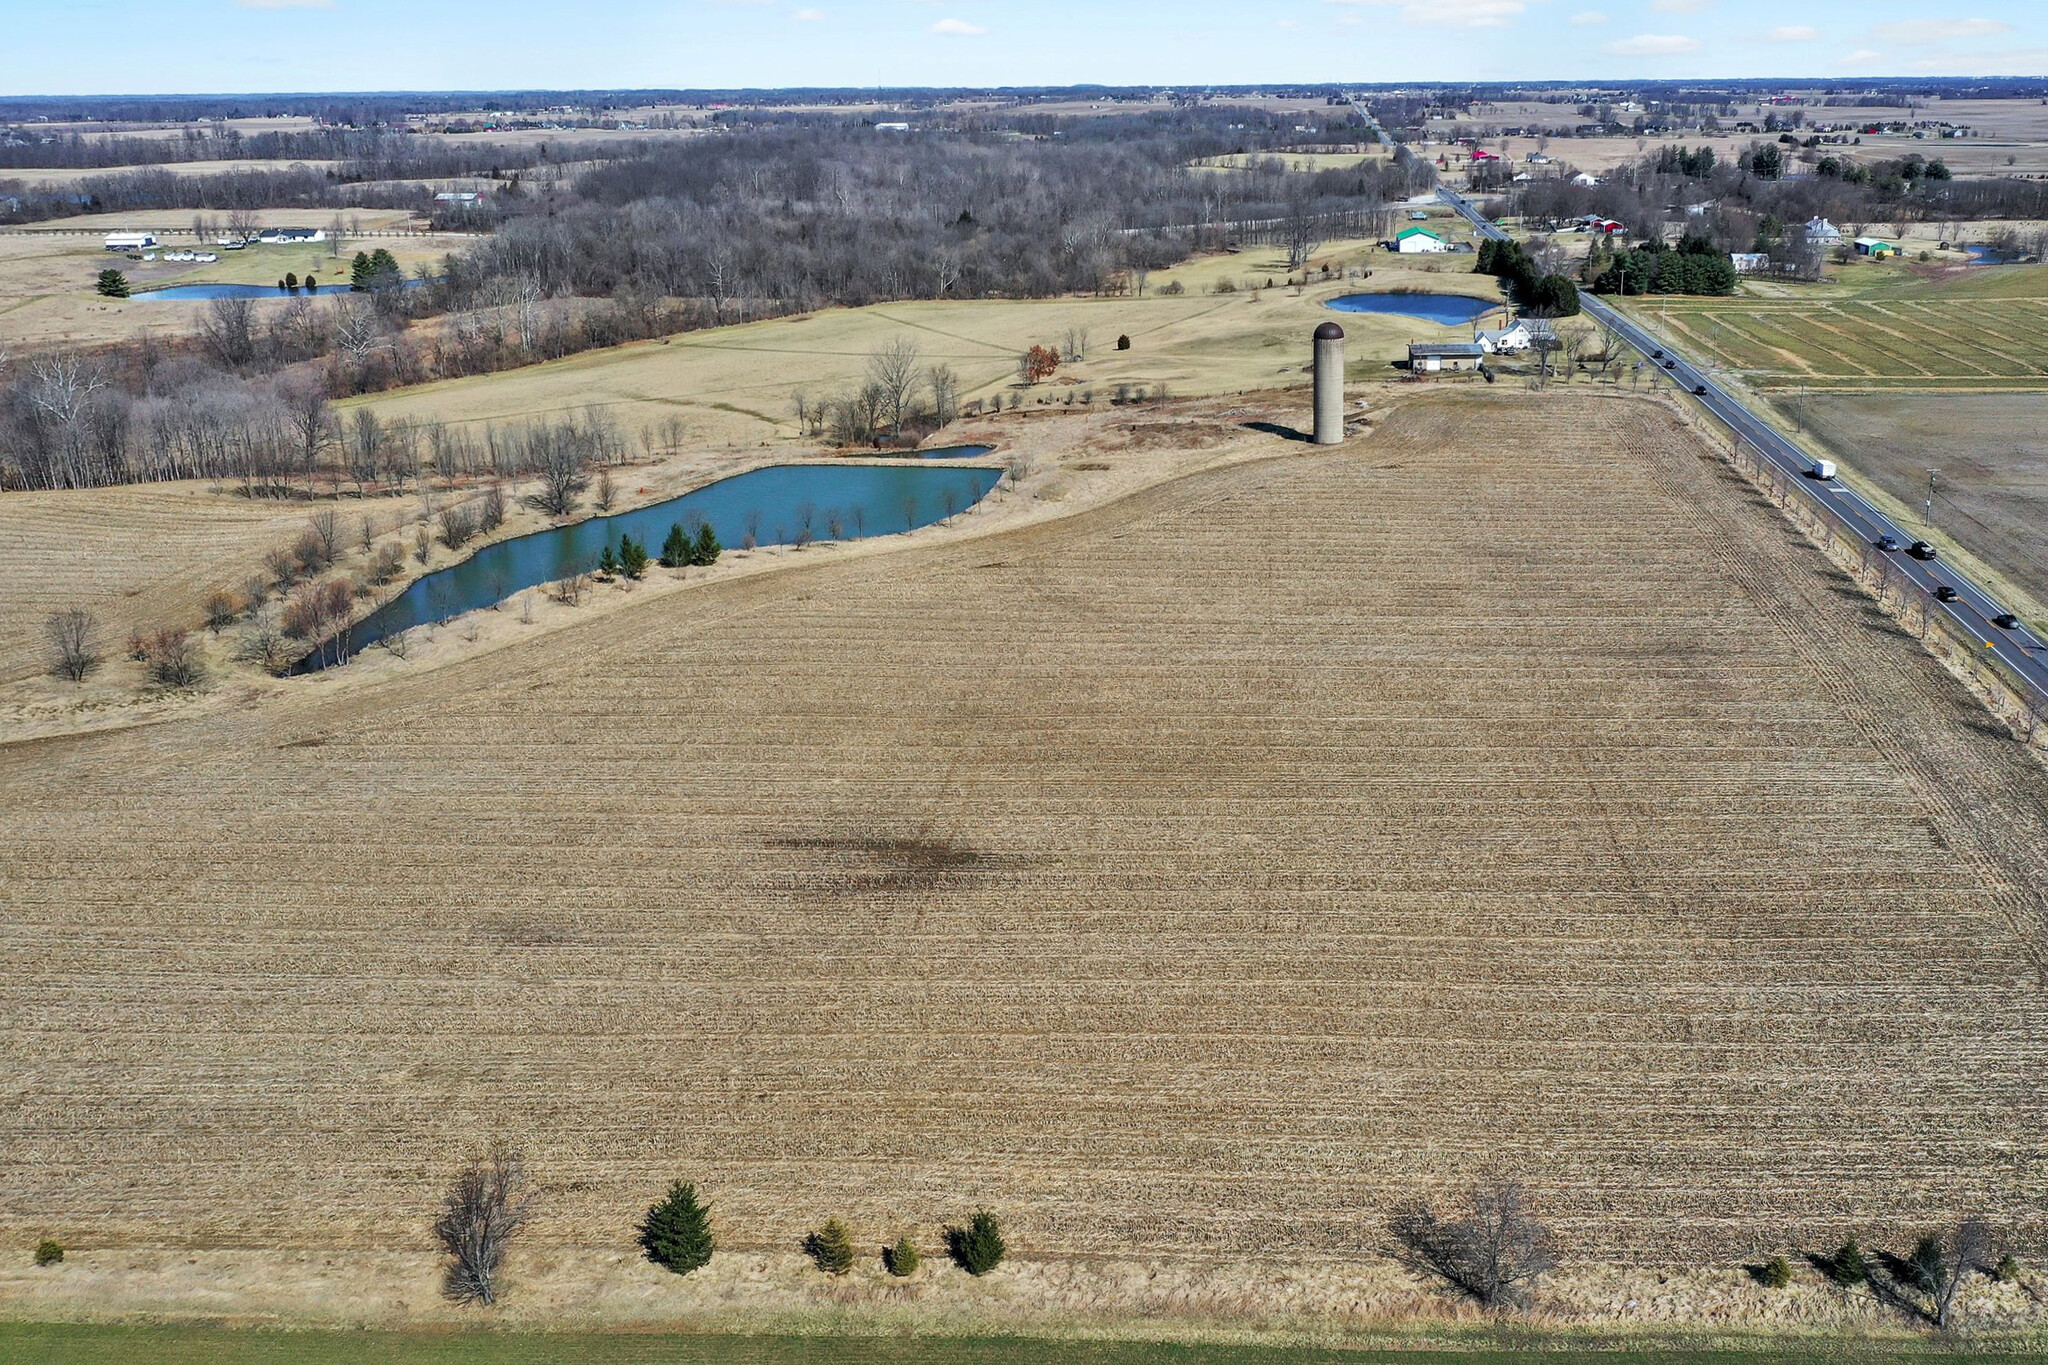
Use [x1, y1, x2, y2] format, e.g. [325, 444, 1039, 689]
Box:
[1876, 536, 1900, 552]
[1663, 359, 1676, 369]
[1693, 384, 1707, 395]
[1910, 541, 1939, 560]
[1994, 613, 2022, 630]
[1652, 349, 1664, 359]
[1935, 585, 1960, 603]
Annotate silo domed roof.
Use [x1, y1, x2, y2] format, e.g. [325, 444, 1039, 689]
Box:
[1314, 321, 1345, 341]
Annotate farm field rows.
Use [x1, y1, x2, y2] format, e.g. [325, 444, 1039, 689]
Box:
[5, 391, 2047, 1280]
[1623, 291, 2048, 389]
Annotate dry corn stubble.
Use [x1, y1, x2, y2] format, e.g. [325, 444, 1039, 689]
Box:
[3, 391, 2047, 1280]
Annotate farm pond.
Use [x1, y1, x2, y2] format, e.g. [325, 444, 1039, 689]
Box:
[1325, 292, 1501, 325]
[298, 462, 1003, 670]
[136, 280, 428, 300]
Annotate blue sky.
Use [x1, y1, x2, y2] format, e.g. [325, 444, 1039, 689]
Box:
[4, 0, 2045, 95]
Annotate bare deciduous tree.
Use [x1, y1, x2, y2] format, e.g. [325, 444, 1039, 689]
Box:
[45, 608, 99, 682]
[1863, 1219, 1995, 1329]
[434, 1142, 534, 1307]
[593, 468, 617, 514]
[926, 364, 960, 428]
[201, 296, 258, 370]
[139, 626, 204, 689]
[868, 337, 922, 439]
[1387, 1170, 1558, 1310]
[524, 434, 589, 517]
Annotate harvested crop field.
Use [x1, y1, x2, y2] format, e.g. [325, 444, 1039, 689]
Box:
[1800, 389, 2048, 619]
[5, 390, 2048, 1275]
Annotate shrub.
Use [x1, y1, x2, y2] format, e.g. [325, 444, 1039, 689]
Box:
[805, 1218, 856, 1275]
[1757, 1255, 1792, 1288]
[478, 483, 507, 532]
[34, 1240, 62, 1266]
[945, 1210, 1005, 1276]
[638, 1181, 714, 1275]
[140, 627, 205, 689]
[1996, 1254, 2022, 1283]
[440, 503, 480, 549]
[1159, 279, 1185, 296]
[884, 1235, 920, 1277]
[204, 590, 239, 633]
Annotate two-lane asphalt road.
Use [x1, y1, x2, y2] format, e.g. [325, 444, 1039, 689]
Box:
[1437, 186, 2048, 705]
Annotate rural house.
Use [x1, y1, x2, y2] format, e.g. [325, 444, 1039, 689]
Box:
[1474, 322, 1532, 353]
[1804, 216, 1843, 244]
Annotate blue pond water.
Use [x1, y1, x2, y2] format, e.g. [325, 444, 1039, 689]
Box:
[1325, 292, 1501, 325]
[916, 444, 995, 459]
[137, 279, 427, 301]
[304, 462, 1002, 669]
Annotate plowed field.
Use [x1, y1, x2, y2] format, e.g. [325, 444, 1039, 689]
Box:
[5, 391, 2047, 1267]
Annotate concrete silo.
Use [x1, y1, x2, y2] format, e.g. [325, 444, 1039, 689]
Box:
[1313, 321, 1345, 444]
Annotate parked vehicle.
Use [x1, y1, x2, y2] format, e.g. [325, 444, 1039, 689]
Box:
[1808, 459, 1837, 480]
[1909, 541, 1938, 561]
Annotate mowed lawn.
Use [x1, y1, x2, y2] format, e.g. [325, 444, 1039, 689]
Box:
[1619, 263, 2048, 389]
[5, 392, 2048, 1273]
[6, 1323, 2044, 1365]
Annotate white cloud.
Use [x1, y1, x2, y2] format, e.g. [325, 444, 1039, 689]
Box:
[793, 6, 823, 17]
[1604, 32, 1702, 54]
[1835, 47, 1885, 66]
[1873, 17, 2011, 43]
[1321, 0, 1527, 27]
[1767, 25, 1821, 41]
[930, 16, 985, 34]
[1649, 0, 1709, 12]
[1570, 10, 1609, 23]
[235, 0, 333, 9]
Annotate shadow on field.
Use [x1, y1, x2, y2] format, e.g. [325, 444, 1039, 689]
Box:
[772, 832, 993, 896]
[1242, 420, 1313, 443]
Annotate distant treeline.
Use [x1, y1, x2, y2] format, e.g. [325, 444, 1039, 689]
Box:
[0, 126, 552, 171]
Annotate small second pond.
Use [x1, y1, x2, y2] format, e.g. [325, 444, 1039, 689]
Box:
[1325, 292, 1501, 325]
[136, 280, 428, 301]
[302, 462, 1003, 670]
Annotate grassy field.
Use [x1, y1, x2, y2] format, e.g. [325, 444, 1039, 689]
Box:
[1619, 262, 2048, 391]
[346, 240, 1504, 449]
[5, 391, 2047, 1306]
[0, 211, 444, 346]
[8, 1322, 2048, 1365]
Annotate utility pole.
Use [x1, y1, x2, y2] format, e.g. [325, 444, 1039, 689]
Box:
[1925, 467, 1939, 525]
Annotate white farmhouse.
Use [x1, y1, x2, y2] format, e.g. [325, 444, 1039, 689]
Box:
[1475, 321, 1532, 354]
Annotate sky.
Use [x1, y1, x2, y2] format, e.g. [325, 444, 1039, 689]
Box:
[4, 0, 2046, 95]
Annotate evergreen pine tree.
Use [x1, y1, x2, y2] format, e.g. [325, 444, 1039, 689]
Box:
[945, 1210, 1005, 1275]
[96, 269, 129, 298]
[1827, 1235, 1868, 1286]
[350, 251, 372, 291]
[618, 534, 649, 579]
[598, 544, 618, 576]
[637, 1181, 714, 1275]
[883, 1235, 920, 1277]
[692, 522, 721, 566]
[660, 522, 690, 568]
[805, 1218, 856, 1275]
